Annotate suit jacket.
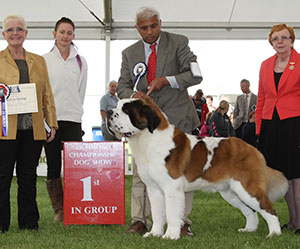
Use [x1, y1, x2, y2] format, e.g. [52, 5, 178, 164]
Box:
[256, 48, 300, 135]
[117, 31, 202, 133]
[0, 48, 58, 140]
[233, 92, 257, 129]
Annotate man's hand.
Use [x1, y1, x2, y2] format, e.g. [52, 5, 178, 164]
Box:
[132, 91, 146, 99]
[146, 77, 170, 96]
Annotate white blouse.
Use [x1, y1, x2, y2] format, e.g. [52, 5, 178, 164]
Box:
[43, 45, 88, 123]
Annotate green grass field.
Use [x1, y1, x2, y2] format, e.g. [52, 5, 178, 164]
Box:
[1, 176, 299, 249]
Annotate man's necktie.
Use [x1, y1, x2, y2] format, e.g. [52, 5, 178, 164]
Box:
[147, 43, 157, 84]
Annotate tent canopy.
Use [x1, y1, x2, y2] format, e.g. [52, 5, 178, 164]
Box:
[1, 0, 300, 40]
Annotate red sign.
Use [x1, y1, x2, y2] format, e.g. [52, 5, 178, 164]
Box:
[63, 142, 125, 225]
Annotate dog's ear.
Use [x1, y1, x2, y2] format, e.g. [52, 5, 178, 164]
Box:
[143, 105, 161, 133]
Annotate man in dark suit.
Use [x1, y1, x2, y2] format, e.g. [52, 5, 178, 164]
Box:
[233, 79, 257, 138]
[117, 6, 203, 237]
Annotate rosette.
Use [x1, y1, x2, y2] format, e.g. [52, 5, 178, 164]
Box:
[133, 62, 147, 92]
[0, 83, 11, 136]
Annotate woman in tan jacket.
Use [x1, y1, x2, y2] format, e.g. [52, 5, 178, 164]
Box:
[0, 14, 57, 233]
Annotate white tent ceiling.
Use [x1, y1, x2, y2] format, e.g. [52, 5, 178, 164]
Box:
[1, 0, 300, 40]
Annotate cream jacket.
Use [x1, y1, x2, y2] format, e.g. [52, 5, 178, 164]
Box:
[0, 48, 58, 140]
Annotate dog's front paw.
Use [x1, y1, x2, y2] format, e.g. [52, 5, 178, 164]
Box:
[143, 230, 163, 238]
[238, 227, 256, 232]
[143, 232, 152, 238]
[162, 230, 180, 240]
[266, 230, 281, 238]
[162, 233, 180, 240]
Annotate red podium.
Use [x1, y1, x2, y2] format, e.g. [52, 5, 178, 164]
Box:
[63, 141, 125, 225]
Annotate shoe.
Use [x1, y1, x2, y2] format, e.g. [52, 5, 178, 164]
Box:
[295, 229, 300, 235]
[1, 227, 8, 234]
[180, 223, 194, 237]
[19, 224, 39, 231]
[281, 224, 293, 231]
[125, 221, 147, 235]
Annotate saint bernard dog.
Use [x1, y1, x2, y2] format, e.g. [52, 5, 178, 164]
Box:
[106, 95, 288, 240]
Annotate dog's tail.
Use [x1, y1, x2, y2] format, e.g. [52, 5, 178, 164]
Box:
[265, 165, 288, 203]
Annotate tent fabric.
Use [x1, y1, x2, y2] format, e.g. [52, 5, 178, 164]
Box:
[1, 0, 300, 40]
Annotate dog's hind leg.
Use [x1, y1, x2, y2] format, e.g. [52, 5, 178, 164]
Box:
[144, 185, 166, 238]
[220, 189, 258, 232]
[162, 186, 185, 240]
[229, 179, 281, 237]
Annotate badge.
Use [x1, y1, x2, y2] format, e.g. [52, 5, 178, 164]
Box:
[289, 62, 295, 70]
[132, 62, 147, 92]
[0, 83, 11, 136]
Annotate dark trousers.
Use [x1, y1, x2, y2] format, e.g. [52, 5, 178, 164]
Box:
[0, 130, 43, 230]
[44, 121, 82, 180]
[235, 122, 246, 138]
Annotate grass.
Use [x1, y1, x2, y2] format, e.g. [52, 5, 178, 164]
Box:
[1, 176, 300, 249]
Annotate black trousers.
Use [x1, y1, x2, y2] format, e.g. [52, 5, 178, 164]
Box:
[235, 122, 246, 138]
[0, 130, 43, 230]
[44, 121, 82, 180]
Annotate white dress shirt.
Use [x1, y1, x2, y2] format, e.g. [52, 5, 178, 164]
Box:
[43, 45, 88, 123]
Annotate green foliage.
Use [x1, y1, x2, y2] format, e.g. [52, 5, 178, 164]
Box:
[0, 176, 299, 249]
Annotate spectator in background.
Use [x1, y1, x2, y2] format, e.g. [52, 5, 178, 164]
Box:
[209, 100, 235, 137]
[0, 14, 57, 233]
[206, 95, 216, 112]
[241, 111, 258, 147]
[191, 89, 209, 133]
[233, 79, 257, 138]
[256, 23, 300, 234]
[100, 80, 119, 141]
[199, 112, 213, 137]
[43, 17, 88, 222]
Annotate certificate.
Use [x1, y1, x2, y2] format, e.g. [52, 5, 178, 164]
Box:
[5, 83, 38, 115]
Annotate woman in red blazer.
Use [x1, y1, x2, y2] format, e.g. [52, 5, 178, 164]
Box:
[256, 23, 300, 235]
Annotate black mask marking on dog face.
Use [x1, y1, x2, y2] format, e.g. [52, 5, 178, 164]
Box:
[122, 100, 161, 133]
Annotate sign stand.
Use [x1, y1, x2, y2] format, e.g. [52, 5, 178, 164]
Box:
[63, 141, 125, 225]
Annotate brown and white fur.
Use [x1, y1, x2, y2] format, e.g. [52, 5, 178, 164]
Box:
[106, 96, 288, 240]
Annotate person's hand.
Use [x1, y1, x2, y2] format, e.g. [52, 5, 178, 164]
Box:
[147, 77, 170, 96]
[132, 91, 146, 99]
[46, 127, 56, 143]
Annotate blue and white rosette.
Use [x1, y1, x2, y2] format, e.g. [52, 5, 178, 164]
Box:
[133, 62, 147, 92]
[0, 83, 11, 136]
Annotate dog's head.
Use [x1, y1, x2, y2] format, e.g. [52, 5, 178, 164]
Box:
[107, 96, 163, 139]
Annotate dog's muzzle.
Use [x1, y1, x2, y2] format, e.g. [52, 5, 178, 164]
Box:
[106, 110, 116, 136]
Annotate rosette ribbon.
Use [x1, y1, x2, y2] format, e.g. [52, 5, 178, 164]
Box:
[0, 83, 11, 136]
[133, 62, 147, 92]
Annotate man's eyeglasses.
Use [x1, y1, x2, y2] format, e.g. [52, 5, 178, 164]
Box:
[271, 36, 291, 42]
[5, 27, 25, 33]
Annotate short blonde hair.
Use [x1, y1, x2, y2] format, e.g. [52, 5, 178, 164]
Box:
[2, 14, 27, 31]
[268, 23, 295, 45]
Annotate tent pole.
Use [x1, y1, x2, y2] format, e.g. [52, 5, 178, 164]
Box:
[105, 29, 111, 92]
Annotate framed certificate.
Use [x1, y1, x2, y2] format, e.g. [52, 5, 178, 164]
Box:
[5, 83, 38, 115]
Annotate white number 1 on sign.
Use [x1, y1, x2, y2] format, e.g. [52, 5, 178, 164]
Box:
[80, 176, 94, 201]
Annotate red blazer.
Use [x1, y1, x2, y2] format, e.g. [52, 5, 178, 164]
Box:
[256, 48, 300, 135]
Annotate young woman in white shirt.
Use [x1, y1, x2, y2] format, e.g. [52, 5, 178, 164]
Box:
[43, 17, 88, 222]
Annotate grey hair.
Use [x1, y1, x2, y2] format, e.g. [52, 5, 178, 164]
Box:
[240, 79, 250, 86]
[135, 6, 160, 24]
[108, 80, 117, 88]
[2, 14, 27, 31]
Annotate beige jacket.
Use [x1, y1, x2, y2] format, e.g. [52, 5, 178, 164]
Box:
[0, 48, 58, 140]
